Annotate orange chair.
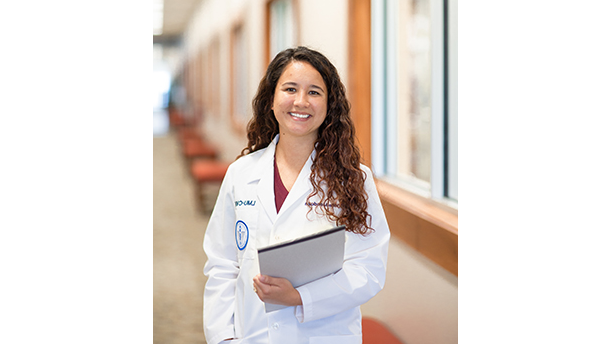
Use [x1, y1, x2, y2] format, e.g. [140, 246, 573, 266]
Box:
[190, 160, 232, 211]
[168, 108, 187, 128]
[177, 126, 201, 143]
[181, 137, 219, 161]
[362, 317, 404, 344]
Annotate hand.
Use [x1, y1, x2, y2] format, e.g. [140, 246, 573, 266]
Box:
[253, 274, 303, 306]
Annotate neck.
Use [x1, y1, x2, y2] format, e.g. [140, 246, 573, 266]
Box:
[275, 134, 316, 171]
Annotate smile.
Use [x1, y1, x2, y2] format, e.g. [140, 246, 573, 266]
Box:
[290, 112, 310, 119]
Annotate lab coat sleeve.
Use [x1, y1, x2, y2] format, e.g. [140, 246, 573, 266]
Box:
[295, 166, 390, 323]
[202, 166, 239, 344]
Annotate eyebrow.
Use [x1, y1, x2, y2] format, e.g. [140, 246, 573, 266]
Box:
[281, 82, 326, 93]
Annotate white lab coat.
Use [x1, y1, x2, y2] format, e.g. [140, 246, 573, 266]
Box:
[203, 135, 390, 344]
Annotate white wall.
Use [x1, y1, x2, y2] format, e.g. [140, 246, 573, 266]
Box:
[362, 237, 458, 344]
[298, 0, 349, 83]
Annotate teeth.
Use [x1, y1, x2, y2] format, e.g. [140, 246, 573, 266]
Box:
[290, 112, 309, 119]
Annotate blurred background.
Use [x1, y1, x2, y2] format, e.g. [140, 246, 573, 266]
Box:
[153, 0, 458, 343]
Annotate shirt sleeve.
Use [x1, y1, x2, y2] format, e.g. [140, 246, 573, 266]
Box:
[203, 167, 239, 344]
[295, 166, 390, 323]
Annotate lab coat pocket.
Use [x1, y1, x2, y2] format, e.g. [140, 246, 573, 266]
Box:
[234, 254, 256, 339]
[309, 334, 361, 344]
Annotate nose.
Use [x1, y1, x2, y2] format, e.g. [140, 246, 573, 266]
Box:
[294, 90, 309, 108]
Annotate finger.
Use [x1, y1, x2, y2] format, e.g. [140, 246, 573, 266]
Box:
[254, 274, 274, 288]
[253, 277, 268, 294]
[261, 275, 292, 290]
[255, 283, 270, 297]
[257, 274, 283, 287]
[253, 275, 263, 287]
[255, 274, 269, 284]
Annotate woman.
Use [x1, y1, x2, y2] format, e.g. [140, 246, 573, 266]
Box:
[203, 46, 390, 344]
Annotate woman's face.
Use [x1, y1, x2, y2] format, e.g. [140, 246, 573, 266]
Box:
[271, 61, 328, 142]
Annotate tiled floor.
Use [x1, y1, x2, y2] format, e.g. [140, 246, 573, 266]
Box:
[153, 125, 210, 344]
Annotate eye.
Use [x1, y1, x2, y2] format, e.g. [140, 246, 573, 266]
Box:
[284, 87, 296, 92]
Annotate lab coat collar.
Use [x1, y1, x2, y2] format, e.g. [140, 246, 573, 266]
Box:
[250, 135, 278, 224]
[248, 134, 317, 224]
[277, 149, 315, 219]
[246, 135, 278, 185]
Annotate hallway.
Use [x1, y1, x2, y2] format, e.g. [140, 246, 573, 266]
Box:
[151, 0, 462, 341]
[153, 123, 210, 344]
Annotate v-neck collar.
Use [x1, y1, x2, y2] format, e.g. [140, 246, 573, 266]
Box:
[273, 154, 289, 213]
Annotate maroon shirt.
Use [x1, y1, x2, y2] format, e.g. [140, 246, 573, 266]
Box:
[273, 156, 289, 213]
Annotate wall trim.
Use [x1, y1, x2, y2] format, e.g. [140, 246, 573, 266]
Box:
[376, 179, 458, 276]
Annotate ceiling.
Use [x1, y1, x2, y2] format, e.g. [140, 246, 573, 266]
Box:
[154, 0, 203, 45]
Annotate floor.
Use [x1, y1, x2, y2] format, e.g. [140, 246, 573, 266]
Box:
[153, 109, 210, 344]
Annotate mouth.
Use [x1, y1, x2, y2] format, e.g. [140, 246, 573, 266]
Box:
[289, 112, 310, 119]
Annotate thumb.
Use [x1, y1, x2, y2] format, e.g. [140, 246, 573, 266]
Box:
[258, 274, 269, 284]
[260, 274, 285, 285]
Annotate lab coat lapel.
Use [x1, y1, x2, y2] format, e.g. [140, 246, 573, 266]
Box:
[251, 138, 278, 225]
[277, 149, 316, 219]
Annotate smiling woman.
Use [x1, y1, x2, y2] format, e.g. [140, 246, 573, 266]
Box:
[202, 46, 390, 344]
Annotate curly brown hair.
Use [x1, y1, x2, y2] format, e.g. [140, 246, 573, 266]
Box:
[240, 46, 372, 235]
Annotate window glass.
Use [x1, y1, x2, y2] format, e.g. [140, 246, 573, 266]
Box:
[397, 0, 432, 186]
[153, 44, 170, 110]
[232, 24, 249, 125]
[269, 0, 295, 59]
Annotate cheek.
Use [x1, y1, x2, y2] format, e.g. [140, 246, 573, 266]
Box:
[319, 102, 328, 117]
[272, 94, 288, 110]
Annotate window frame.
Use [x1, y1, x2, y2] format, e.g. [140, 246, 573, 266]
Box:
[264, 0, 301, 69]
[373, 0, 456, 206]
[350, 0, 458, 275]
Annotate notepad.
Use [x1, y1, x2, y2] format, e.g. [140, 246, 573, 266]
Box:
[257, 225, 346, 312]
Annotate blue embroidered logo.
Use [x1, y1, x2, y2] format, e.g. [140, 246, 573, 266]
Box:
[235, 200, 256, 207]
[235, 220, 249, 250]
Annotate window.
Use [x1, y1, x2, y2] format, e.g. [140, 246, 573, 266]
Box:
[153, 44, 171, 110]
[205, 38, 221, 118]
[372, 0, 458, 204]
[230, 22, 249, 132]
[397, 0, 432, 187]
[266, 0, 298, 63]
[195, 49, 204, 115]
